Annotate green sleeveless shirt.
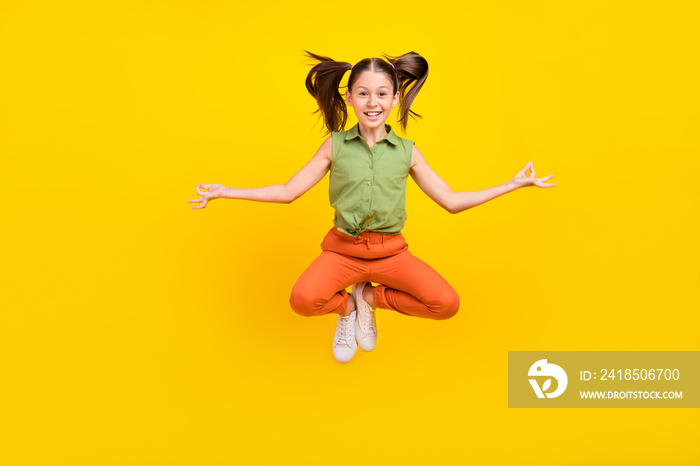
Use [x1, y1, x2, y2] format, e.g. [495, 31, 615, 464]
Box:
[329, 123, 414, 237]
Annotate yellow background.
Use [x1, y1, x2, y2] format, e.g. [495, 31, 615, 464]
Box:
[1, 1, 699, 464]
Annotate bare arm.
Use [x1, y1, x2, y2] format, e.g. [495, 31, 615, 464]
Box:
[189, 137, 332, 209]
[408, 145, 554, 214]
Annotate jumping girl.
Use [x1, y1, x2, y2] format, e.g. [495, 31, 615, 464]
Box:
[188, 50, 555, 363]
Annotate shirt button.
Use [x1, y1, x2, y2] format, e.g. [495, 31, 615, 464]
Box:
[367, 181, 371, 185]
[369, 164, 373, 169]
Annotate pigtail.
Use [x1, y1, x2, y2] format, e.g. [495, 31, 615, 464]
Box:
[303, 50, 353, 135]
[381, 51, 429, 134]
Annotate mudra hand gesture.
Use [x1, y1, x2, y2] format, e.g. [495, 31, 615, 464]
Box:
[510, 161, 555, 188]
[188, 183, 226, 210]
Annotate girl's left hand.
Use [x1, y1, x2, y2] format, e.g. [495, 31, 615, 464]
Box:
[510, 161, 555, 188]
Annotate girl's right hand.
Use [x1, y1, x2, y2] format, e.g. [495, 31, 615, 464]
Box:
[509, 161, 555, 189]
[188, 183, 226, 210]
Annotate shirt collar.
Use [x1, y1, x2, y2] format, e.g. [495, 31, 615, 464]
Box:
[344, 123, 399, 146]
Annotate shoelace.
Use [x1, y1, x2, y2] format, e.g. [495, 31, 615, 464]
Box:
[358, 304, 376, 335]
[336, 315, 354, 346]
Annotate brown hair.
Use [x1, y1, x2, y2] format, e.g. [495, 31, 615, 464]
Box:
[303, 50, 429, 135]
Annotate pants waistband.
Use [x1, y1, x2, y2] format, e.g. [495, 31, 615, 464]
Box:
[323, 227, 408, 259]
[330, 226, 403, 243]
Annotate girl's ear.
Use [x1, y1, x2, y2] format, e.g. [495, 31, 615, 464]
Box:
[392, 91, 400, 108]
[345, 89, 353, 107]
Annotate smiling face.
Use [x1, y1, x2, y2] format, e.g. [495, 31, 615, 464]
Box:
[345, 71, 400, 130]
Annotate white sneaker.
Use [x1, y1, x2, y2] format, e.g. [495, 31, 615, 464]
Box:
[352, 282, 377, 352]
[332, 310, 357, 363]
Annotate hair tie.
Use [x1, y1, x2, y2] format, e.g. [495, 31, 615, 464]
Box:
[391, 63, 395, 69]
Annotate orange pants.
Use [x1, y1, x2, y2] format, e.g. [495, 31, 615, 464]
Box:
[289, 227, 460, 320]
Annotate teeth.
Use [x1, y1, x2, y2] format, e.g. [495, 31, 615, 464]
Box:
[365, 112, 381, 116]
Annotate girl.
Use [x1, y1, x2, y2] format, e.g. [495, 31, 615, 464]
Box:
[188, 50, 555, 363]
